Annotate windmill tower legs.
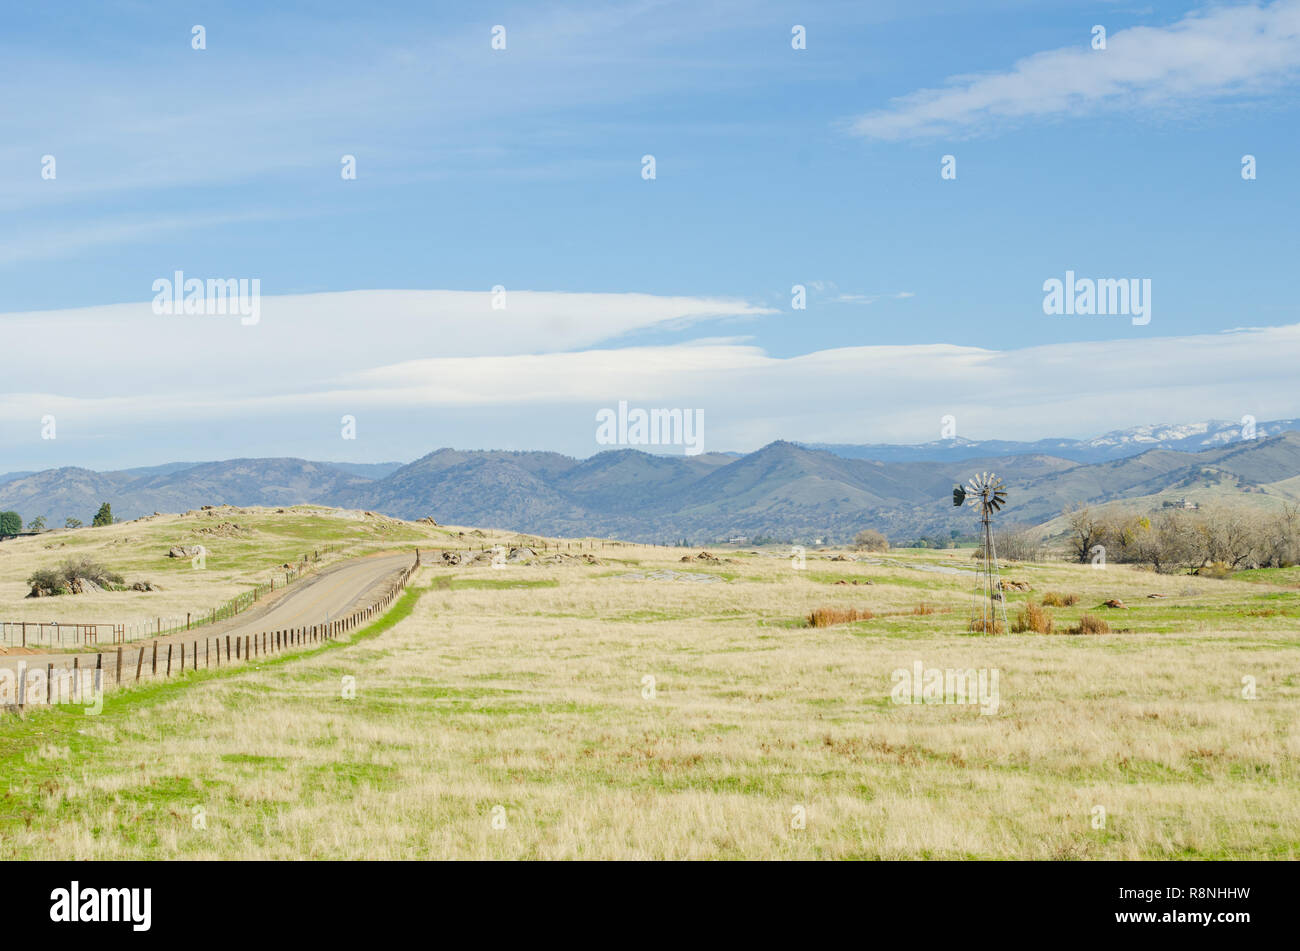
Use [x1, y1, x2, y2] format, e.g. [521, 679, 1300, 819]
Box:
[971, 512, 1009, 633]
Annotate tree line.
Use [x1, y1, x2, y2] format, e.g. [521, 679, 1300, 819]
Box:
[0, 503, 115, 535]
[1065, 502, 1300, 574]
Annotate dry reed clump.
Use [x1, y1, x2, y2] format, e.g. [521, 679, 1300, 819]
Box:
[808, 606, 873, 628]
[968, 617, 1005, 634]
[1012, 599, 1054, 634]
[1068, 613, 1110, 635]
[912, 602, 935, 615]
[1041, 592, 1078, 607]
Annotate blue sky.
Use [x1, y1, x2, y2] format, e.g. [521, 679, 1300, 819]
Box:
[3, 0, 1299, 469]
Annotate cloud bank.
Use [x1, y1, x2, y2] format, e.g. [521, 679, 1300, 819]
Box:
[851, 0, 1300, 140]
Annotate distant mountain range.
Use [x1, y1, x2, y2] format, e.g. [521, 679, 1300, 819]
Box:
[3, 421, 1300, 543]
[809, 418, 1300, 464]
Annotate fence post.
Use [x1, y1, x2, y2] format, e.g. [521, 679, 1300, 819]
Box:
[73, 657, 80, 702]
[167, 645, 173, 676]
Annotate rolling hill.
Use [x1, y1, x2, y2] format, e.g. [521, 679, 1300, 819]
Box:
[4, 433, 1300, 544]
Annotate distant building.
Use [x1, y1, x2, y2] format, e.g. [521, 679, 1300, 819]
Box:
[1161, 498, 1199, 510]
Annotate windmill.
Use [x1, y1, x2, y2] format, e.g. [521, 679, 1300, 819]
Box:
[952, 472, 1009, 633]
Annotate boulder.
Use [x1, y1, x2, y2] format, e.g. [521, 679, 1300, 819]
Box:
[1103, 599, 1126, 609]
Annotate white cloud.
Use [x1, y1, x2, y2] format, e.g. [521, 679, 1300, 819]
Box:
[4, 288, 1299, 453]
[851, 0, 1300, 140]
[0, 289, 774, 403]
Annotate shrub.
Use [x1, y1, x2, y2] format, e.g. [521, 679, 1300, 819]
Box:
[808, 607, 873, 628]
[912, 602, 935, 615]
[0, 511, 21, 535]
[1195, 561, 1233, 579]
[26, 567, 67, 595]
[1012, 600, 1054, 634]
[1041, 591, 1078, 607]
[26, 556, 124, 595]
[92, 502, 115, 527]
[852, 529, 890, 552]
[968, 617, 1004, 634]
[1068, 614, 1110, 635]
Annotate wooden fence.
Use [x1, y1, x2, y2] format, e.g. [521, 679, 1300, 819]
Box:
[3, 556, 417, 711]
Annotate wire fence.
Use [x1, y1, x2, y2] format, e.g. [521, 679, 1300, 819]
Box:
[3, 556, 417, 711]
[1, 545, 345, 649]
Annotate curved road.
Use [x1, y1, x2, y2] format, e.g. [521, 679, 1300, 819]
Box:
[0, 551, 416, 676]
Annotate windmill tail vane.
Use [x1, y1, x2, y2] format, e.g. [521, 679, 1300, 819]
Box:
[952, 472, 1010, 633]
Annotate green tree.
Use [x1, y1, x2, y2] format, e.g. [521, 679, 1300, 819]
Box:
[26, 515, 46, 532]
[65, 517, 83, 529]
[92, 502, 115, 527]
[0, 511, 21, 535]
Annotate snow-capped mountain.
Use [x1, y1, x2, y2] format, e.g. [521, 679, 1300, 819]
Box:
[811, 419, 1300, 464]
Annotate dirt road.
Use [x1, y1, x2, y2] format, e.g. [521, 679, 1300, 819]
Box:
[0, 551, 416, 677]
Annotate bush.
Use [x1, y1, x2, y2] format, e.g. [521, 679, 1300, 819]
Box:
[1041, 591, 1078, 607]
[92, 502, 115, 527]
[1012, 600, 1054, 634]
[26, 556, 124, 595]
[26, 567, 67, 595]
[852, 529, 890, 552]
[968, 617, 1004, 634]
[808, 607, 873, 628]
[1068, 614, 1110, 635]
[912, 602, 935, 615]
[0, 511, 21, 535]
[1195, 561, 1233, 579]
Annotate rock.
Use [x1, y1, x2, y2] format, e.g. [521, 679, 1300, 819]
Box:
[440, 551, 463, 566]
[131, 581, 162, 592]
[506, 547, 536, 563]
[167, 546, 202, 558]
[201, 505, 214, 510]
[192, 521, 247, 537]
[1103, 599, 1126, 609]
[418, 516, 439, 526]
[1147, 593, 1166, 599]
[997, 580, 1031, 591]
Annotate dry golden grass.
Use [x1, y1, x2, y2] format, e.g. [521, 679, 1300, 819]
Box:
[1, 541, 1298, 859]
[1012, 599, 1054, 635]
[808, 606, 873, 627]
[1069, 613, 1111, 635]
[1042, 592, 1079, 607]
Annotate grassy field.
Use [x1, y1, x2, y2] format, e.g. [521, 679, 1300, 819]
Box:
[0, 505, 532, 630]
[1, 536, 1297, 859]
